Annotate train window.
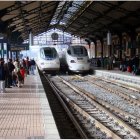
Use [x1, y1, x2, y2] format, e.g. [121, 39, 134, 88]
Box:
[67, 50, 71, 55]
[73, 46, 88, 56]
[74, 48, 83, 55]
[44, 48, 57, 58]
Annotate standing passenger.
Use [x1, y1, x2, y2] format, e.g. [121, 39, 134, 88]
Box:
[25, 57, 30, 75]
[30, 58, 36, 75]
[17, 68, 23, 88]
[12, 69, 17, 87]
[13, 59, 20, 72]
[6, 59, 15, 87]
[0, 58, 6, 93]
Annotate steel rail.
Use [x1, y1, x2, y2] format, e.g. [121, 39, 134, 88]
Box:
[77, 75, 140, 107]
[58, 76, 140, 138]
[72, 75, 140, 127]
[43, 74, 88, 139]
[89, 75, 140, 93]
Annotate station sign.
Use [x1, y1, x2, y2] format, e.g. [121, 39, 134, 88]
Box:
[10, 44, 29, 51]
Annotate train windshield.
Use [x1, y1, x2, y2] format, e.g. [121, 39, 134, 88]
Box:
[41, 48, 57, 59]
[72, 46, 88, 56]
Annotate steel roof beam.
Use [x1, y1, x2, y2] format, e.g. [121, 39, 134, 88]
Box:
[15, 15, 52, 31]
[6, 2, 34, 14]
[38, 1, 43, 32]
[16, 2, 29, 35]
[11, 1, 56, 23]
[31, 2, 60, 38]
[17, 3, 58, 39]
[80, 2, 137, 38]
[64, 1, 93, 31]
[99, 1, 129, 14]
[10, 13, 52, 29]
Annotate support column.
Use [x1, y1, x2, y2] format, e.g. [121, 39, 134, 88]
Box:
[29, 32, 33, 47]
[131, 33, 136, 58]
[107, 31, 112, 57]
[100, 39, 104, 67]
[94, 41, 97, 58]
[128, 29, 136, 58]
[118, 33, 122, 60]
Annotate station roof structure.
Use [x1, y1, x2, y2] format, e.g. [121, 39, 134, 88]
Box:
[0, 1, 140, 44]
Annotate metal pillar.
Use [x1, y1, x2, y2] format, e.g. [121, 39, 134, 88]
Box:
[118, 34, 122, 60]
[29, 32, 33, 46]
[127, 29, 136, 58]
[100, 39, 104, 67]
[107, 31, 112, 57]
[94, 41, 97, 58]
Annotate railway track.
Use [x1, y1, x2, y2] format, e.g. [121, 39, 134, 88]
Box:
[50, 75, 140, 139]
[75, 75, 140, 116]
[96, 74, 140, 93]
[84, 75, 140, 107]
[39, 71, 85, 139]
[61, 75, 140, 132]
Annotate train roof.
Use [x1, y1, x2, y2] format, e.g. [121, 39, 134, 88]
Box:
[40, 46, 56, 49]
[69, 44, 86, 47]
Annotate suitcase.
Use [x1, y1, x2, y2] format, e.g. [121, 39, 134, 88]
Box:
[0, 81, 6, 93]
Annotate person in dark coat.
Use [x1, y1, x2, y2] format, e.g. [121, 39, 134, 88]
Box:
[132, 55, 139, 74]
[4, 59, 15, 88]
[0, 58, 5, 80]
[0, 58, 6, 92]
[30, 58, 36, 75]
[25, 57, 30, 75]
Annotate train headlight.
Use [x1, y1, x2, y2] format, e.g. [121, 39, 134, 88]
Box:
[70, 60, 76, 63]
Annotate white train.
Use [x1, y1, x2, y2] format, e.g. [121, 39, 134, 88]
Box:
[62, 44, 90, 73]
[36, 46, 60, 73]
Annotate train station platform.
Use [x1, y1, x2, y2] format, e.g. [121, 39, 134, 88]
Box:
[94, 69, 140, 90]
[0, 70, 60, 139]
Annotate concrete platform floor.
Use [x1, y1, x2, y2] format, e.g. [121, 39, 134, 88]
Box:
[0, 70, 60, 139]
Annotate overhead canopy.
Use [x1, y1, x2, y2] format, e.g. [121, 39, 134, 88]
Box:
[0, 1, 59, 42]
[0, 1, 140, 43]
[61, 1, 140, 39]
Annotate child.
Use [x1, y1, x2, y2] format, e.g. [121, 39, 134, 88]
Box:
[17, 69, 23, 88]
[20, 67, 25, 85]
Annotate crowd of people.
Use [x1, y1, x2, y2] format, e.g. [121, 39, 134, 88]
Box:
[120, 55, 140, 75]
[0, 57, 36, 92]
